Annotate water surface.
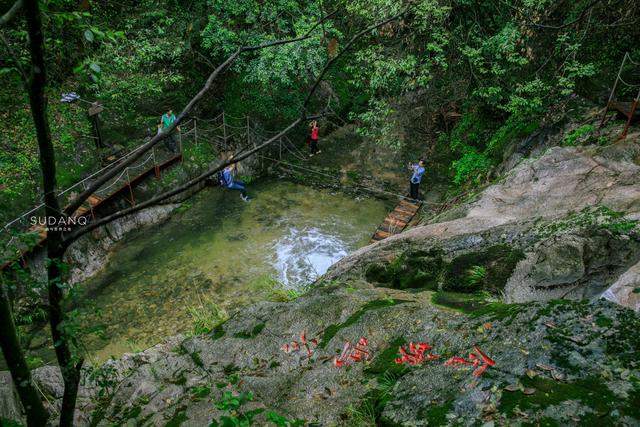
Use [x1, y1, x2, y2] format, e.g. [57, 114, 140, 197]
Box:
[71, 181, 388, 362]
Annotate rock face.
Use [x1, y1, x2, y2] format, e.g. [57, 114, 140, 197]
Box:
[2, 281, 639, 426]
[602, 261, 640, 312]
[325, 143, 640, 307]
[66, 203, 179, 283]
[24, 204, 179, 286]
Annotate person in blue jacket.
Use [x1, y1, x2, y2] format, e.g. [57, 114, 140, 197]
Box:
[221, 158, 250, 201]
[408, 159, 426, 200]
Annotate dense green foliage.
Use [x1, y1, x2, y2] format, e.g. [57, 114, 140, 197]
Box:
[1, 0, 639, 220]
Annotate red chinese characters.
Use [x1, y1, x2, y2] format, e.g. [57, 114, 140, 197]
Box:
[444, 345, 496, 377]
[281, 331, 318, 358]
[394, 342, 440, 366]
[333, 337, 370, 367]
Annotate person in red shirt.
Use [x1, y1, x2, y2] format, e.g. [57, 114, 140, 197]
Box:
[308, 120, 320, 156]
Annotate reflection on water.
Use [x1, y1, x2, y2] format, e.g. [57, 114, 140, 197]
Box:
[60, 181, 388, 363]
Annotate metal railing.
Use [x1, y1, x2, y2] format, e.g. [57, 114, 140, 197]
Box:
[1, 112, 291, 250]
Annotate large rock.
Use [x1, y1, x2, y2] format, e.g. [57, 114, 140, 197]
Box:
[325, 143, 640, 303]
[0, 372, 22, 422]
[3, 142, 640, 425]
[2, 281, 639, 425]
[602, 261, 640, 312]
[505, 229, 640, 302]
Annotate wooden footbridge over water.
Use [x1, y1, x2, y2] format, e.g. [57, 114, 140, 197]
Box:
[370, 199, 422, 243]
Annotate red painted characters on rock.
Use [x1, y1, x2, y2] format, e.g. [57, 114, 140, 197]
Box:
[333, 337, 370, 367]
[444, 345, 496, 377]
[394, 342, 440, 366]
[281, 331, 318, 359]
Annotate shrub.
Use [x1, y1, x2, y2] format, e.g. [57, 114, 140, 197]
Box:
[466, 265, 487, 287]
[451, 149, 492, 185]
[485, 115, 539, 160]
[563, 124, 596, 146]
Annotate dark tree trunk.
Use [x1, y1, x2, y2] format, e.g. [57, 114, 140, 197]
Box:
[23, 0, 83, 425]
[0, 279, 49, 426]
[47, 254, 83, 426]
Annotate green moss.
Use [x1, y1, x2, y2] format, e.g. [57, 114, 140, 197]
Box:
[366, 245, 524, 293]
[419, 400, 454, 426]
[189, 350, 205, 369]
[499, 375, 639, 422]
[319, 299, 407, 348]
[223, 364, 240, 375]
[431, 291, 523, 322]
[595, 315, 613, 328]
[89, 406, 106, 427]
[170, 372, 188, 386]
[233, 322, 266, 339]
[445, 244, 525, 292]
[0, 418, 23, 427]
[365, 249, 445, 290]
[431, 291, 489, 312]
[534, 206, 638, 238]
[365, 337, 407, 376]
[190, 385, 211, 399]
[534, 417, 561, 427]
[536, 299, 574, 317]
[123, 405, 142, 420]
[604, 309, 640, 368]
[165, 407, 188, 427]
[211, 324, 226, 340]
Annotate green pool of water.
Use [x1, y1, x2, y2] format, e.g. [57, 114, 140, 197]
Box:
[61, 180, 388, 363]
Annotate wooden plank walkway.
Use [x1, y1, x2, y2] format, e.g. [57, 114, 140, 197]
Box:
[371, 199, 422, 243]
[609, 100, 639, 121]
[1, 153, 183, 271]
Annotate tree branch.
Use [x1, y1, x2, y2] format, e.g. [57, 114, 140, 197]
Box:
[61, 118, 304, 245]
[302, 8, 408, 115]
[0, 0, 22, 27]
[528, 0, 602, 29]
[62, 9, 399, 247]
[63, 9, 337, 218]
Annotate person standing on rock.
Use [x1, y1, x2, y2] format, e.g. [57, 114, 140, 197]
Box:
[408, 159, 426, 200]
[308, 120, 320, 157]
[160, 109, 180, 154]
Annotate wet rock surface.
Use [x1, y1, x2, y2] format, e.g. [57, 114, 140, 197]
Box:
[2, 282, 638, 426]
[602, 261, 640, 312]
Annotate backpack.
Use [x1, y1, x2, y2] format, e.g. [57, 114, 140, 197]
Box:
[215, 170, 227, 187]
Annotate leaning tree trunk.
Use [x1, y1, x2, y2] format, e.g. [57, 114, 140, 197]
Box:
[23, 0, 83, 425]
[0, 278, 49, 426]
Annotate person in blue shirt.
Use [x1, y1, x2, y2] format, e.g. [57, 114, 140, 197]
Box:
[408, 159, 426, 200]
[222, 159, 250, 202]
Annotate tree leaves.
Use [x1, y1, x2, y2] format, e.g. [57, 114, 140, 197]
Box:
[84, 29, 94, 43]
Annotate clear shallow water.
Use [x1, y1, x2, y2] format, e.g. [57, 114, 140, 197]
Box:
[64, 181, 388, 362]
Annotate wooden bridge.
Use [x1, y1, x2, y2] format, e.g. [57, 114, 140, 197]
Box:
[1, 113, 278, 272]
[600, 52, 640, 140]
[371, 199, 422, 243]
[0, 119, 205, 271]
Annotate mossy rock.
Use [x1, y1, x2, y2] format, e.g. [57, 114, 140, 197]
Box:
[365, 245, 524, 294]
